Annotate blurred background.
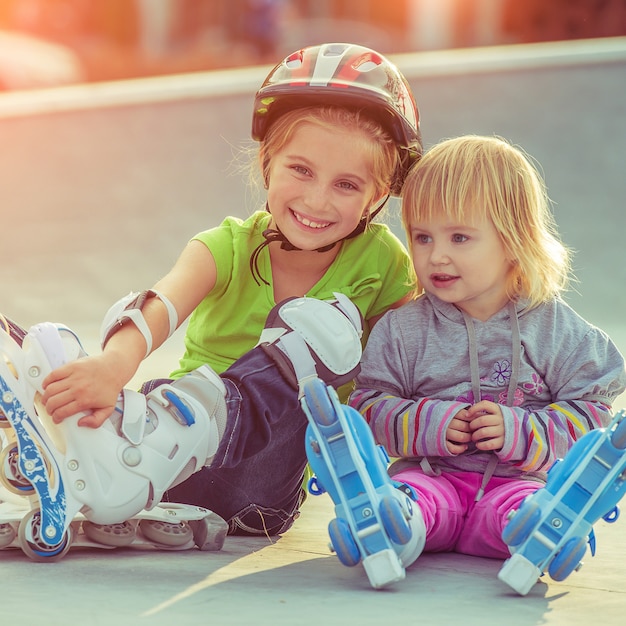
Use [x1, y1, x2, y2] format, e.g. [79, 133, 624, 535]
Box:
[0, 0, 625, 90]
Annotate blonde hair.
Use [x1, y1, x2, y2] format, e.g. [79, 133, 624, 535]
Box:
[260, 106, 400, 213]
[401, 135, 572, 309]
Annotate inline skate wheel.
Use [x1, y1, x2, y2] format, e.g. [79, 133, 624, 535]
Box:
[139, 519, 193, 547]
[0, 522, 16, 547]
[18, 509, 72, 562]
[0, 445, 35, 496]
[82, 520, 136, 547]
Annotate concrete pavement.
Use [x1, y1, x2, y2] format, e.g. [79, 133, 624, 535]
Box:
[0, 491, 624, 626]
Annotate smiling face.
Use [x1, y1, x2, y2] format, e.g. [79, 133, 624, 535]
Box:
[409, 212, 512, 321]
[264, 120, 384, 251]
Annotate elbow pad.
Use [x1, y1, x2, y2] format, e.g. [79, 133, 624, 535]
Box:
[100, 290, 178, 358]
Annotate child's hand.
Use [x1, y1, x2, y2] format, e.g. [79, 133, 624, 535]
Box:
[466, 400, 505, 451]
[41, 353, 127, 428]
[445, 407, 472, 454]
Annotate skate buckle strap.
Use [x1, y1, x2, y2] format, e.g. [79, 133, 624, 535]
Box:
[26, 323, 67, 370]
[120, 389, 148, 445]
[331, 292, 363, 338]
[278, 331, 318, 396]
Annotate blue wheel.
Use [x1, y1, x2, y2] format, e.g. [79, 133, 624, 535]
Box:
[548, 536, 587, 581]
[611, 416, 626, 449]
[328, 518, 361, 567]
[501, 499, 542, 547]
[379, 496, 412, 545]
[303, 379, 337, 427]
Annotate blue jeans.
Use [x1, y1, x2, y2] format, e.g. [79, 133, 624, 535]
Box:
[162, 346, 309, 537]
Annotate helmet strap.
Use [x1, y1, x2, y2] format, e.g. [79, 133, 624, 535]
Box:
[249, 196, 389, 286]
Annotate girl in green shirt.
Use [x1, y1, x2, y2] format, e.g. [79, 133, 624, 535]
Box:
[3, 43, 422, 540]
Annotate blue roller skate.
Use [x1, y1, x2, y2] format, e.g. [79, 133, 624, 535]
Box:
[301, 378, 425, 589]
[498, 409, 626, 595]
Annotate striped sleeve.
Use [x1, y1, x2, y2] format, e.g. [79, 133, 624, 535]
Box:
[349, 387, 467, 458]
[498, 399, 614, 471]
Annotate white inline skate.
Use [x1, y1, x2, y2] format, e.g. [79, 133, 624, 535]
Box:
[0, 318, 228, 562]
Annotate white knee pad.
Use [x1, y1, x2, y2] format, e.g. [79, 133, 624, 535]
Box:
[56, 365, 228, 524]
[258, 293, 363, 392]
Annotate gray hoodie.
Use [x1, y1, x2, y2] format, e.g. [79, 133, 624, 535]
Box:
[349, 292, 626, 486]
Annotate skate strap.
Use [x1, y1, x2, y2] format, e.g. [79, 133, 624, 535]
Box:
[101, 290, 178, 358]
[331, 292, 363, 338]
[277, 331, 318, 395]
[120, 389, 148, 445]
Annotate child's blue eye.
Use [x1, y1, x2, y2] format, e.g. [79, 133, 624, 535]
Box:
[338, 181, 357, 191]
[452, 234, 468, 243]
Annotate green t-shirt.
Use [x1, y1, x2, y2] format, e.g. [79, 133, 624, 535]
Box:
[171, 211, 415, 381]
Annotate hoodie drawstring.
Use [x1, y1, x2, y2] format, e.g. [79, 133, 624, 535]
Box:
[462, 302, 522, 501]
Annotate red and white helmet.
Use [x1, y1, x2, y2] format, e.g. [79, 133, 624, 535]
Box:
[252, 42, 422, 195]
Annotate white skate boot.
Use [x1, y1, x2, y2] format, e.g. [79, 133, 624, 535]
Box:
[0, 322, 228, 561]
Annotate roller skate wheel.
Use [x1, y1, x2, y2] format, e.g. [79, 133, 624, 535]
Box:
[82, 520, 136, 547]
[139, 519, 193, 547]
[18, 509, 73, 562]
[328, 517, 361, 567]
[0, 522, 16, 547]
[0, 445, 35, 496]
[304, 379, 337, 427]
[501, 500, 541, 547]
[548, 536, 588, 581]
[379, 496, 412, 546]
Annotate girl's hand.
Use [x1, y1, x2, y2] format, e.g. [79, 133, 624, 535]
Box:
[466, 400, 505, 451]
[41, 352, 129, 428]
[445, 407, 472, 454]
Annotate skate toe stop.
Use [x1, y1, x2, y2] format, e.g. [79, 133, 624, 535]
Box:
[498, 553, 541, 595]
[362, 549, 406, 589]
[189, 512, 229, 551]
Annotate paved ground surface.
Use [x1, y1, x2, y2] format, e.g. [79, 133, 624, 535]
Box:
[0, 38, 625, 625]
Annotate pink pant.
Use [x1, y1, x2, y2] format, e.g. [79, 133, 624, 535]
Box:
[393, 469, 542, 559]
